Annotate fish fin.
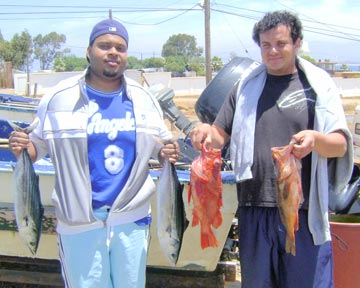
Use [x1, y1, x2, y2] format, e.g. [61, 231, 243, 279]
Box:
[192, 210, 200, 227]
[25, 118, 40, 134]
[212, 211, 223, 229]
[190, 167, 209, 182]
[7, 120, 22, 132]
[8, 118, 39, 134]
[201, 229, 219, 249]
[285, 236, 296, 256]
[188, 180, 193, 204]
[294, 213, 299, 231]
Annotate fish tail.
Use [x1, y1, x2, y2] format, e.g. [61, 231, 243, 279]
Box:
[285, 235, 296, 256]
[8, 120, 21, 132]
[200, 228, 219, 249]
[8, 118, 39, 134]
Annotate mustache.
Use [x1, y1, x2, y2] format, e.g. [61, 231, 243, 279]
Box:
[105, 58, 121, 64]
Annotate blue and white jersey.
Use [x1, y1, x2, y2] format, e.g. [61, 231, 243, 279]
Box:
[86, 85, 136, 209]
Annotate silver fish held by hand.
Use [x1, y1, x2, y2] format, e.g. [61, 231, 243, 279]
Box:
[157, 161, 189, 266]
[9, 119, 44, 255]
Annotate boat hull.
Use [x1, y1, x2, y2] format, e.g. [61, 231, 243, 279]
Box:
[0, 160, 237, 271]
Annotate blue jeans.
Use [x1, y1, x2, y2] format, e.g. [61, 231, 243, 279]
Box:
[238, 207, 333, 288]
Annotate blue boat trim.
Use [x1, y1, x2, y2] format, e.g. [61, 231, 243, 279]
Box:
[0, 159, 236, 183]
[0, 93, 40, 105]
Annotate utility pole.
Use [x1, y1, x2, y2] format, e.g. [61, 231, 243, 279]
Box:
[26, 55, 30, 96]
[204, 0, 212, 84]
[109, 9, 112, 19]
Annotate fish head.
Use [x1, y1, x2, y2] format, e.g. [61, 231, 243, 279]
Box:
[201, 143, 222, 176]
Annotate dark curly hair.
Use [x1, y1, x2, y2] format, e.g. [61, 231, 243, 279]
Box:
[252, 10, 303, 46]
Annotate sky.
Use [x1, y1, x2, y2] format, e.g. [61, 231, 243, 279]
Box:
[1, 0, 360, 71]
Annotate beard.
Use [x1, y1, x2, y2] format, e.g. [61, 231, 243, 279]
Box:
[103, 69, 118, 78]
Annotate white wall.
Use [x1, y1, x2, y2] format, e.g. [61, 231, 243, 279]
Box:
[13, 70, 360, 98]
[14, 71, 83, 96]
[170, 77, 206, 96]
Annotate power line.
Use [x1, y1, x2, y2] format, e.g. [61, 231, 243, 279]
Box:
[0, 3, 359, 45]
[0, 3, 357, 37]
[0, 6, 202, 27]
[0, 6, 202, 14]
[215, 2, 360, 32]
[114, 4, 200, 26]
[0, 4, 196, 10]
[210, 7, 360, 42]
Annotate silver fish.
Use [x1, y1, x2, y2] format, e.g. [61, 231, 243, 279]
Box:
[9, 119, 44, 255]
[157, 161, 188, 266]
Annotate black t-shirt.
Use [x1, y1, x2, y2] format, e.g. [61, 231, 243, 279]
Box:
[214, 69, 316, 208]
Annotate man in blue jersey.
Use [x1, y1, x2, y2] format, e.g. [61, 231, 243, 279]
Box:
[9, 18, 179, 287]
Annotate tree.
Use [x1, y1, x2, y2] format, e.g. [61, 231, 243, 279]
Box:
[53, 58, 66, 72]
[143, 57, 164, 68]
[53, 55, 87, 72]
[187, 57, 205, 76]
[161, 34, 205, 76]
[162, 34, 203, 61]
[127, 56, 143, 69]
[33, 32, 68, 70]
[0, 39, 13, 63]
[340, 64, 349, 71]
[9, 30, 33, 71]
[211, 56, 223, 72]
[164, 56, 186, 76]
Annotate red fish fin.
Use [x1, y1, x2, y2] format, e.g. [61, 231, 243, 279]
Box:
[201, 229, 219, 249]
[211, 210, 223, 229]
[192, 210, 200, 227]
[188, 182, 193, 203]
[294, 213, 299, 231]
[192, 170, 209, 182]
[285, 235, 296, 256]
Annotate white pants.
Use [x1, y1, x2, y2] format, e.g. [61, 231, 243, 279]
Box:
[58, 210, 149, 288]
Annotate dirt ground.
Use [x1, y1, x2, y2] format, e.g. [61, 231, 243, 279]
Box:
[172, 95, 360, 134]
[173, 94, 360, 119]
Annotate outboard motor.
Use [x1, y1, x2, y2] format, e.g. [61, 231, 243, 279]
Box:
[150, 57, 257, 163]
[195, 57, 257, 160]
[150, 84, 201, 163]
[195, 57, 256, 124]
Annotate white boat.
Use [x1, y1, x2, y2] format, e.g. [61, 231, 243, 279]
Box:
[0, 93, 38, 123]
[0, 118, 238, 272]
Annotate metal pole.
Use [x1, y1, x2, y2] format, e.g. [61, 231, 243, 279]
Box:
[204, 0, 212, 85]
[26, 55, 30, 96]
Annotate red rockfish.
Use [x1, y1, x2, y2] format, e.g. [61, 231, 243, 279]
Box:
[271, 144, 303, 256]
[188, 143, 223, 249]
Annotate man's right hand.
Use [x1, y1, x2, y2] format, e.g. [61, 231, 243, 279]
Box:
[189, 123, 213, 150]
[8, 131, 31, 157]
